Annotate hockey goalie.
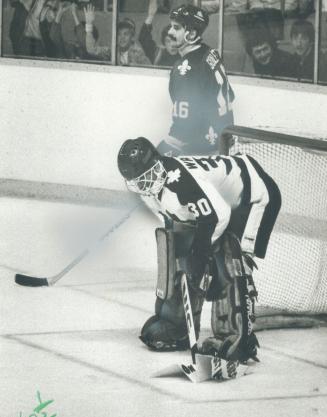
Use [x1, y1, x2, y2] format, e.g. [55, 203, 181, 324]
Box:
[117, 137, 281, 363]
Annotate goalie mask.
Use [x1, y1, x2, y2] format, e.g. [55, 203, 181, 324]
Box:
[117, 137, 167, 196]
[170, 5, 209, 37]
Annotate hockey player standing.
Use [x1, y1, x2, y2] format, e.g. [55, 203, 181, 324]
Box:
[117, 137, 281, 363]
[158, 4, 235, 156]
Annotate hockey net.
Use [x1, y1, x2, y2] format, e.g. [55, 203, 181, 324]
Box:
[220, 126, 327, 327]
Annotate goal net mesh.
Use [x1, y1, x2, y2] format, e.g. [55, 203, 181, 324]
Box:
[223, 127, 327, 317]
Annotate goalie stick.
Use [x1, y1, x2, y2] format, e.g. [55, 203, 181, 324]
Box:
[15, 204, 139, 287]
[181, 272, 198, 364]
[180, 272, 249, 382]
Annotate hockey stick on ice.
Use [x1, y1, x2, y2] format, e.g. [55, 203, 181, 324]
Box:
[181, 272, 198, 364]
[180, 272, 250, 382]
[15, 204, 139, 287]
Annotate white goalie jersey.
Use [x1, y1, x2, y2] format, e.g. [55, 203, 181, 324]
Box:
[142, 153, 281, 259]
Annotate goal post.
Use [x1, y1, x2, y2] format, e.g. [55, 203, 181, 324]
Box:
[220, 125, 327, 329]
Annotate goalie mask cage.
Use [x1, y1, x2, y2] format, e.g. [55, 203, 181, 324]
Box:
[220, 126, 327, 322]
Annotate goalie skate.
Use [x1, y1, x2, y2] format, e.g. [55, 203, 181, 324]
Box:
[152, 353, 248, 383]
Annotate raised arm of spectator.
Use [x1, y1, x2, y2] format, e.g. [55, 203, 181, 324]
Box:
[71, 2, 81, 27]
[138, 0, 159, 63]
[84, 4, 111, 60]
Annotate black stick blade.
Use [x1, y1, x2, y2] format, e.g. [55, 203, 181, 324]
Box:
[15, 274, 49, 287]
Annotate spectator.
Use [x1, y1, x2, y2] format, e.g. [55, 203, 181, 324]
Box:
[84, 4, 151, 65]
[245, 28, 296, 77]
[39, 2, 96, 60]
[319, 51, 327, 83]
[83, 4, 110, 61]
[117, 18, 151, 65]
[237, 0, 314, 46]
[9, 0, 49, 57]
[74, 23, 100, 59]
[9, 0, 29, 55]
[290, 19, 314, 81]
[39, 1, 68, 58]
[237, 8, 285, 43]
[66, 3, 99, 60]
[9, 0, 97, 60]
[138, 0, 179, 66]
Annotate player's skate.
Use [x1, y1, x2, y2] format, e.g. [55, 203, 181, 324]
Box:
[201, 333, 260, 363]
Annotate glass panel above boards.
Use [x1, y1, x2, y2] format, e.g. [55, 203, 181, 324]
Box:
[222, 0, 318, 83]
[2, 0, 113, 63]
[318, 0, 327, 83]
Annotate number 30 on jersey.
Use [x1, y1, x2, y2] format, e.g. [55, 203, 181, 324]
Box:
[188, 198, 212, 217]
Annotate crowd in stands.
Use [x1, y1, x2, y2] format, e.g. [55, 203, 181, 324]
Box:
[243, 16, 316, 80]
[9, 0, 99, 59]
[6, 0, 327, 82]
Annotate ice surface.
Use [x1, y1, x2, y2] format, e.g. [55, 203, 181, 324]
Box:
[0, 198, 326, 417]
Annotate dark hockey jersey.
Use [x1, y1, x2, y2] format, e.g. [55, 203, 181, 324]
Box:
[142, 153, 274, 257]
[168, 44, 235, 154]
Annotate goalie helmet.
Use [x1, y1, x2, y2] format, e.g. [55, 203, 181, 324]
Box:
[117, 137, 167, 196]
[170, 5, 209, 36]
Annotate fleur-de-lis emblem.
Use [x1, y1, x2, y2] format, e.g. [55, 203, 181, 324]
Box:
[178, 59, 191, 75]
[167, 168, 181, 184]
[205, 126, 218, 145]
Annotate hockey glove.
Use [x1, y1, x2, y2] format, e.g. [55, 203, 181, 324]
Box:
[188, 249, 213, 295]
[188, 225, 215, 293]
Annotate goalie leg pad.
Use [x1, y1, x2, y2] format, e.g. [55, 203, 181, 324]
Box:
[140, 272, 204, 351]
[156, 228, 176, 300]
[155, 227, 195, 300]
[204, 232, 259, 362]
[141, 226, 204, 351]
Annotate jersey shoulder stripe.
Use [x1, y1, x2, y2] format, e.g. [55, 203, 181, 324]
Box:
[162, 157, 204, 205]
[205, 48, 222, 70]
